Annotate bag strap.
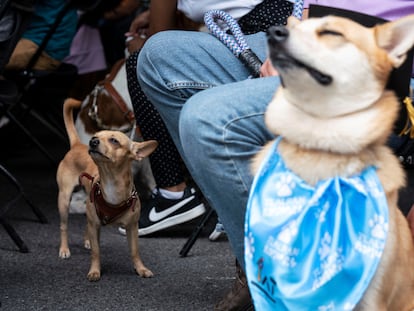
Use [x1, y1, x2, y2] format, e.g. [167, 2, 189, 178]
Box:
[203, 1, 304, 78]
[292, 0, 304, 19]
[204, 10, 262, 78]
[100, 59, 135, 123]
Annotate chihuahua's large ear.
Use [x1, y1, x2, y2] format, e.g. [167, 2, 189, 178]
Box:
[130, 140, 158, 161]
[376, 14, 414, 68]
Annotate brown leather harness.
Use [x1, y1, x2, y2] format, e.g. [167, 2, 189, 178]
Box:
[79, 172, 137, 225]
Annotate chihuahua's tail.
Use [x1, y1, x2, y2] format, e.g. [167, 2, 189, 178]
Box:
[62, 98, 82, 148]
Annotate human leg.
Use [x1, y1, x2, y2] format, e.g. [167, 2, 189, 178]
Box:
[134, 32, 278, 311]
[137, 30, 268, 156]
[136, 29, 268, 238]
[124, 50, 205, 236]
[126, 51, 186, 189]
[6, 38, 61, 70]
[179, 77, 279, 267]
[137, 29, 277, 262]
[137, 30, 280, 311]
[178, 78, 279, 310]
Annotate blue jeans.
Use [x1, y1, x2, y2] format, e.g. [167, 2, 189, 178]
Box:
[138, 29, 414, 268]
[138, 30, 276, 267]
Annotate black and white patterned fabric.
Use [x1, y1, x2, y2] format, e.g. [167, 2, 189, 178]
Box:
[126, 52, 186, 188]
[126, 1, 293, 187]
[238, 0, 293, 34]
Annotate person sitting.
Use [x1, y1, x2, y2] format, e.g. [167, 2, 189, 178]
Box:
[136, 0, 414, 309]
[5, 0, 77, 71]
[123, 0, 293, 242]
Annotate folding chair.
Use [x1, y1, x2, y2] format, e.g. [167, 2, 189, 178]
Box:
[0, 0, 49, 252]
[2, 0, 103, 166]
[0, 163, 48, 252]
[179, 203, 215, 257]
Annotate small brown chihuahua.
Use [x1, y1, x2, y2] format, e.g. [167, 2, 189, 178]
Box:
[56, 98, 157, 281]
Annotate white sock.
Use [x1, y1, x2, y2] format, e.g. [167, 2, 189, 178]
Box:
[158, 188, 184, 200]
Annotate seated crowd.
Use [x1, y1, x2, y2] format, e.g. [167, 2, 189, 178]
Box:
[1, 0, 414, 310]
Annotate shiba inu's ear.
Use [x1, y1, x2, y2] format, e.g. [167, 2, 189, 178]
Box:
[376, 14, 414, 68]
[130, 140, 158, 161]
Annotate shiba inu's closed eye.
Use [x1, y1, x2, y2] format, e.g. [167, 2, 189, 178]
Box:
[318, 29, 343, 37]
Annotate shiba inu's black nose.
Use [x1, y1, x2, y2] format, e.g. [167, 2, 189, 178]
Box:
[89, 137, 99, 149]
[267, 26, 289, 43]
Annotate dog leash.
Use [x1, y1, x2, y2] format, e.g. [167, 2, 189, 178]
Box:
[203, 1, 304, 78]
[292, 0, 304, 19]
[204, 10, 263, 78]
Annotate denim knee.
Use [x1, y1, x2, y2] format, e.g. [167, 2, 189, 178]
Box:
[180, 90, 226, 157]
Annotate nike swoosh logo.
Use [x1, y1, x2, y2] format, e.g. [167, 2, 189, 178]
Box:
[149, 195, 195, 222]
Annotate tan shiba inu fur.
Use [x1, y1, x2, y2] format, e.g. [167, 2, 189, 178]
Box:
[253, 15, 414, 310]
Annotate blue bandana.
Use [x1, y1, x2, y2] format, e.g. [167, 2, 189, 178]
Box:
[245, 137, 388, 310]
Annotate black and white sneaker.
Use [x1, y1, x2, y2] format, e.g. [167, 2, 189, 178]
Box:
[118, 186, 206, 236]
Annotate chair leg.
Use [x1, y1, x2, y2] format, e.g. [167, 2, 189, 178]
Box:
[0, 164, 48, 252]
[0, 164, 48, 224]
[0, 218, 29, 253]
[27, 106, 67, 142]
[21, 192, 48, 224]
[179, 205, 215, 257]
[5, 110, 58, 166]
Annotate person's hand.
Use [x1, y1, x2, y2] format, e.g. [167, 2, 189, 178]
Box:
[260, 58, 279, 77]
[125, 33, 148, 53]
[125, 10, 150, 53]
[128, 10, 150, 35]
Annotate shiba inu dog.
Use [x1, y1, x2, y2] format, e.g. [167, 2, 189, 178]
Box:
[247, 13, 414, 310]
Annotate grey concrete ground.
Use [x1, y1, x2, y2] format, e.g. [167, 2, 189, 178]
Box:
[2, 99, 414, 311]
[0, 123, 235, 311]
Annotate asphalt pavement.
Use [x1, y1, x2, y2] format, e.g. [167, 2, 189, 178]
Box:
[2, 101, 414, 311]
[0, 121, 235, 311]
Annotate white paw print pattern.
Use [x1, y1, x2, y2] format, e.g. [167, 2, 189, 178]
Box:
[312, 232, 344, 291]
[318, 232, 332, 260]
[263, 236, 299, 267]
[313, 201, 329, 223]
[369, 214, 388, 240]
[275, 173, 296, 197]
[312, 251, 344, 291]
[278, 220, 299, 244]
